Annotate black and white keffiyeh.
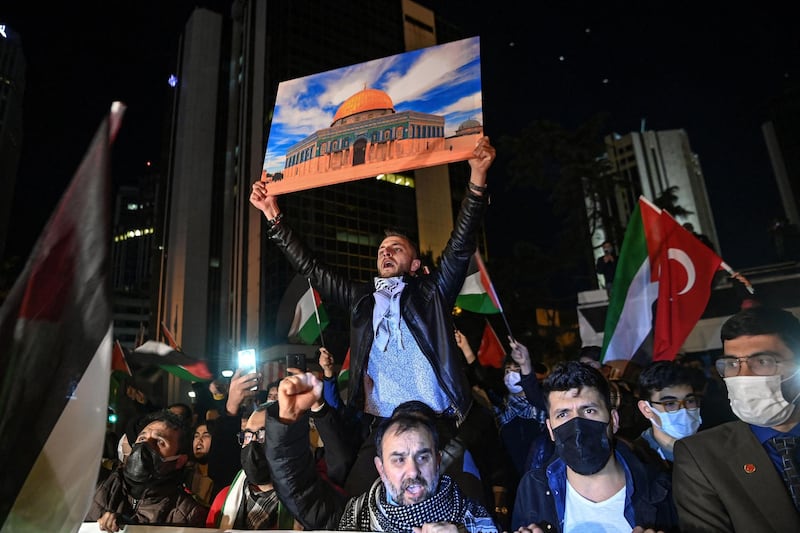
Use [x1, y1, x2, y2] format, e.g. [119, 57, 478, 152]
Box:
[339, 474, 498, 533]
[496, 393, 547, 427]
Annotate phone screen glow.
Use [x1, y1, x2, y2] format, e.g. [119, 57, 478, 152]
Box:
[238, 349, 256, 374]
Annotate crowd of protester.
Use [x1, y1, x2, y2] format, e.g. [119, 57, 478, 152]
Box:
[87, 137, 800, 531]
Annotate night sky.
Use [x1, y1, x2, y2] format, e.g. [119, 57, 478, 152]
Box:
[3, 2, 798, 278]
[435, 1, 799, 272]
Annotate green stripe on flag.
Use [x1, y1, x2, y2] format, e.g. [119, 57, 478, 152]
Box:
[161, 364, 212, 382]
[456, 293, 501, 314]
[297, 303, 329, 344]
[601, 203, 658, 362]
[456, 271, 500, 314]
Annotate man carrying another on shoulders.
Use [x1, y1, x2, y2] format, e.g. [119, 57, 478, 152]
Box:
[250, 137, 497, 498]
[266, 371, 499, 532]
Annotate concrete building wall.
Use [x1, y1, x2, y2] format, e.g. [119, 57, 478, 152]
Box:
[161, 9, 223, 359]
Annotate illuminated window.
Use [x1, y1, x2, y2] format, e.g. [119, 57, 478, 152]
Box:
[375, 173, 415, 189]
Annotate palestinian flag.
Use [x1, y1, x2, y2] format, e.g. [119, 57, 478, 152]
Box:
[456, 251, 502, 314]
[602, 196, 723, 363]
[129, 340, 213, 382]
[112, 339, 132, 376]
[288, 284, 329, 345]
[337, 348, 351, 388]
[0, 103, 124, 532]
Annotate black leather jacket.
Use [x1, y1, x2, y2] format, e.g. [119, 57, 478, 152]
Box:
[268, 191, 488, 423]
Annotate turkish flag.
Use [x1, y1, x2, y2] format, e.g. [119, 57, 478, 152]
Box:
[652, 211, 723, 360]
[477, 319, 506, 368]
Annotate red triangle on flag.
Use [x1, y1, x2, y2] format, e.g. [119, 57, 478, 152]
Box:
[477, 319, 506, 368]
[112, 340, 132, 376]
[474, 251, 503, 312]
[336, 348, 352, 388]
[0, 102, 124, 531]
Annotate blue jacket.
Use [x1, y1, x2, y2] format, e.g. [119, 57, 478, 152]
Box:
[512, 441, 678, 532]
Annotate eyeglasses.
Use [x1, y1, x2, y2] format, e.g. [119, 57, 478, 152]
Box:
[237, 428, 266, 446]
[649, 396, 700, 412]
[715, 353, 782, 378]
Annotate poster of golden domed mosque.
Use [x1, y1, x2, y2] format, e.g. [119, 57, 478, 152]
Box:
[261, 36, 483, 194]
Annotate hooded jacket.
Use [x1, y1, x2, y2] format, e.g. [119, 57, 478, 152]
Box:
[86, 469, 207, 527]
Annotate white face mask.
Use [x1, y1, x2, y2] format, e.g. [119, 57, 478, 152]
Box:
[724, 372, 800, 427]
[504, 371, 523, 394]
[646, 402, 702, 440]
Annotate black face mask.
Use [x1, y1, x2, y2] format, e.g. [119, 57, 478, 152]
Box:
[123, 442, 184, 494]
[552, 417, 613, 475]
[241, 442, 271, 485]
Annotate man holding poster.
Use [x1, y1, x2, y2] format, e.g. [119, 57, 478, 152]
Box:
[250, 136, 496, 498]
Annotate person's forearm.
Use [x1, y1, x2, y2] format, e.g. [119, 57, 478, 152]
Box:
[519, 373, 546, 410]
[258, 203, 280, 220]
[468, 168, 488, 193]
[461, 347, 476, 364]
[266, 408, 346, 530]
[322, 376, 342, 411]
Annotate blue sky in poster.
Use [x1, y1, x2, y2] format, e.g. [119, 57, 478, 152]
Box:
[262, 36, 482, 175]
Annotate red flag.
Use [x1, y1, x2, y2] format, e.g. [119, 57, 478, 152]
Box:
[477, 319, 506, 368]
[0, 103, 124, 530]
[652, 211, 723, 360]
[112, 340, 133, 376]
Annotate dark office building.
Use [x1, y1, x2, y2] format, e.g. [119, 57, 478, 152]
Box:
[0, 23, 25, 262]
[112, 178, 158, 348]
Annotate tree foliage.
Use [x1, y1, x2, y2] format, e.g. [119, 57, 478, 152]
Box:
[497, 113, 626, 289]
[487, 114, 632, 361]
[653, 185, 693, 219]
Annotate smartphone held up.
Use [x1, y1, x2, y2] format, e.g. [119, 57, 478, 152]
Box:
[238, 348, 259, 390]
[286, 353, 307, 374]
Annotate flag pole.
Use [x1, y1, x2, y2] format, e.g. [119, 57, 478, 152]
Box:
[499, 310, 514, 342]
[474, 250, 515, 340]
[308, 278, 326, 346]
[645, 194, 755, 296]
[720, 262, 755, 295]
